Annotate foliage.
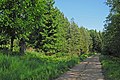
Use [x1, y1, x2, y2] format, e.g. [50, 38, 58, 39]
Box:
[79, 27, 92, 53]
[89, 30, 103, 52]
[0, 0, 103, 55]
[103, 0, 120, 57]
[66, 20, 81, 54]
[100, 55, 120, 80]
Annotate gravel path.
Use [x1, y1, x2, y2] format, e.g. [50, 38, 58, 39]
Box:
[55, 54, 104, 80]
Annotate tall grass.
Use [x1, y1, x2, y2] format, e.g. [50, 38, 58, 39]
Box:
[0, 51, 94, 80]
[0, 51, 80, 80]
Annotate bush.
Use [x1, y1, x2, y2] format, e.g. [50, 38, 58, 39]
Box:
[100, 55, 120, 80]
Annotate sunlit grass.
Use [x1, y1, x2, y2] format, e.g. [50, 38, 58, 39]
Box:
[0, 51, 80, 80]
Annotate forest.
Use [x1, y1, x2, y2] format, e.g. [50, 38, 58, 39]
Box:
[0, 0, 120, 80]
[103, 0, 120, 57]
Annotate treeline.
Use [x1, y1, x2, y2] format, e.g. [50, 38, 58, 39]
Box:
[103, 0, 120, 57]
[0, 0, 102, 55]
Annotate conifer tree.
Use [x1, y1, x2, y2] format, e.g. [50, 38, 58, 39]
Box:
[103, 0, 120, 57]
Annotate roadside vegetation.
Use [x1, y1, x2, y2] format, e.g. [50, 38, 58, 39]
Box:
[0, 51, 94, 80]
[100, 55, 120, 80]
[101, 0, 120, 80]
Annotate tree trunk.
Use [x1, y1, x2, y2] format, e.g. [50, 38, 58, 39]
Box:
[10, 37, 14, 51]
[19, 38, 26, 55]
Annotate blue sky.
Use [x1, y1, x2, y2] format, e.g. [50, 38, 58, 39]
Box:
[54, 0, 110, 31]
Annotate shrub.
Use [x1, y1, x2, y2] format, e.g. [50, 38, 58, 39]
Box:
[100, 55, 120, 80]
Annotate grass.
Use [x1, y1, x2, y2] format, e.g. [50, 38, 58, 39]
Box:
[0, 51, 94, 80]
[100, 55, 120, 80]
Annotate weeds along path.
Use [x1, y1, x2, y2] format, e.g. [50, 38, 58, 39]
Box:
[55, 54, 104, 80]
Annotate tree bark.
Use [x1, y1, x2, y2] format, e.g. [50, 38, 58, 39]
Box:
[19, 38, 26, 55]
[10, 37, 14, 51]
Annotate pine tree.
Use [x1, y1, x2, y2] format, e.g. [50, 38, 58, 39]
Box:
[39, 0, 58, 55]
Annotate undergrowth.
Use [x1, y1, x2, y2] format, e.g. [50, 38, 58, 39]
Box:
[100, 55, 120, 80]
[0, 51, 94, 80]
